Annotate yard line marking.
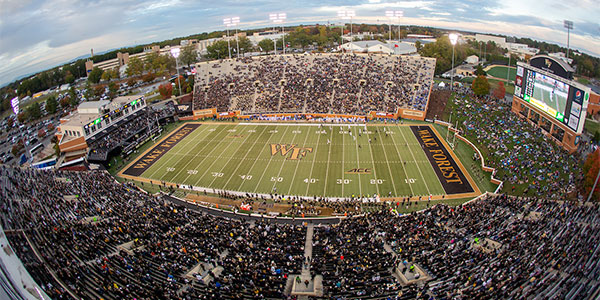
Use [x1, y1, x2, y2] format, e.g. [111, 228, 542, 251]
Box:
[221, 125, 270, 190]
[173, 123, 233, 185]
[172, 124, 237, 185]
[143, 125, 210, 179]
[192, 124, 253, 187]
[397, 126, 434, 196]
[375, 128, 398, 196]
[386, 127, 414, 196]
[287, 127, 312, 196]
[323, 126, 334, 196]
[364, 125, 380, 195]
[253, 125, 292, 193]
[341, 128, 345, 197]
[155, 125, 226, 182]
[213, 125, 268, 190]
[353, 127, 362, 196]
[305, 126, 323, 196]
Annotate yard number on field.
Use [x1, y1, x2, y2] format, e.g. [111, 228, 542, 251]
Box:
[212, 172, 224, 177]
[337, 179, 352, 184]
[405, 178, 416, 183]
[271, 177, 284, 182]
[303, 178, 318, 183]
[240, 175, 252, 180]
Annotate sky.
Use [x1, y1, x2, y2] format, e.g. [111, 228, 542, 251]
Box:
[0, 0, 598, 87]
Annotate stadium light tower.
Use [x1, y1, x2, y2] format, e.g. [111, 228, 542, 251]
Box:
[223, 17, 240, 59]
[449, 33, 458, 91]
[170, 47, 182, 96]
[338, 10, 355, 51]
[385, 10, 403, 41]
[270, 13, 287, 55]
[564, 20, 573, 62]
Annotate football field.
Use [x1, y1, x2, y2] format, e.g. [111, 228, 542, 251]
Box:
[121, 123, 478, 199]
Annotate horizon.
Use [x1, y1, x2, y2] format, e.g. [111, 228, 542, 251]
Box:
[1, 0, 598, 87]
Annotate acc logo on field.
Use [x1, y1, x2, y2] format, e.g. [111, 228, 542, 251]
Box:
[345, 168, 371, 174]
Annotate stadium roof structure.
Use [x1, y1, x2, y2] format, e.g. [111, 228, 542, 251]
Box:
[339, 40, 416, 55]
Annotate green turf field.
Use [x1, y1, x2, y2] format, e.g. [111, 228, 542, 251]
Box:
[487, 66, 516, 82]
[124, 123, 477, 198]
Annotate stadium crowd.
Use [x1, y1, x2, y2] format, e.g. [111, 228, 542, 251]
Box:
[193, 53, 435, 116]
[88, 103, 176, 161]
[444, 86, 582, 198]
[1, 165, 599, 299]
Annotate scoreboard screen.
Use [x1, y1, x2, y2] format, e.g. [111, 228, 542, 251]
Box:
[515, 62, 590, 134]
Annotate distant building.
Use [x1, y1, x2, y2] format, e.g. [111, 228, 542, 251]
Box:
[475, 34, 506, 47]
[338, 40, 416, 55]
[475, 33, 539, 59]
[465, 55, 479, 64]
[85, 45, 178, 75]
[548, 52, 574, 65]
[246, 31, 286, 47]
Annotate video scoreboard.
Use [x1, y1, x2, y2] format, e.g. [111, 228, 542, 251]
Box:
[514, 62, 590, 134]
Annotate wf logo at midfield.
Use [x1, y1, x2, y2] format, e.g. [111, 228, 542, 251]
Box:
[270, 144, 313, 160]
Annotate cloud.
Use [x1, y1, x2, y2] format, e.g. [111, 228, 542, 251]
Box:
[0, 0, 598, 87]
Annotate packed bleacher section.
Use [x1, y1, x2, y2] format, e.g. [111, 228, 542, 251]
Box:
[87, 102, 176, 161]
[193, 54, 435, 115]
[443, 86, 581, 198]
[0, 167, 304, 299]
[2, 165, 600, 299]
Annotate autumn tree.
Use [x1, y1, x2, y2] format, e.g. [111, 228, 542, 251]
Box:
[65, 73, 75, 84]
[180, 44, 198, 67]
[206, 40, 230, 59]
[471, 75, 490, 96]
[69, 87, 78, 106]
[46, 95, 58, 114]
[94, 85, 105, 98]
[493, 81, 506, 99]
[101, 70, 112, 82]
[158, 83, 173, 99]
[87, 67, 103, 84]
[583, 149, 600, 201]
[108, 82, 118, 99]
[258, 39, 274, 54]
[126, 56, 145, 77]
[475, 64, 487, 76]
[28, 102, 42, 120]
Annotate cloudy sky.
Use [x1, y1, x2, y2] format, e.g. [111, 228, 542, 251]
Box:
[0, 0, 598, 87]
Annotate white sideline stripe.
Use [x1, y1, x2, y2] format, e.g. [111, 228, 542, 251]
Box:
[238, 123, 365, 127]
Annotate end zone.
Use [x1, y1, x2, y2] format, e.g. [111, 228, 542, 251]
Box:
[120, 123, 201, 177]
[410, 125, 479, 196]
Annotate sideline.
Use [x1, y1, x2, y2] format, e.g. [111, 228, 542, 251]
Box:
[434, 120, 504, 194]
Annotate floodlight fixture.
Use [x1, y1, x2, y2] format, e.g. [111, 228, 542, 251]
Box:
[338, 10, 356, 51]
[170, 47, 180, 58]
[449, 33, 458, 45]
[270, 12, 286, 23]
[564, 20, 573, 62]
[385, 10, 403, 19]
[223, 17, 240, 27]
[338, 10, 355, 19]
[385, 10, 404, 41]
[269, 13, 287, 55]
